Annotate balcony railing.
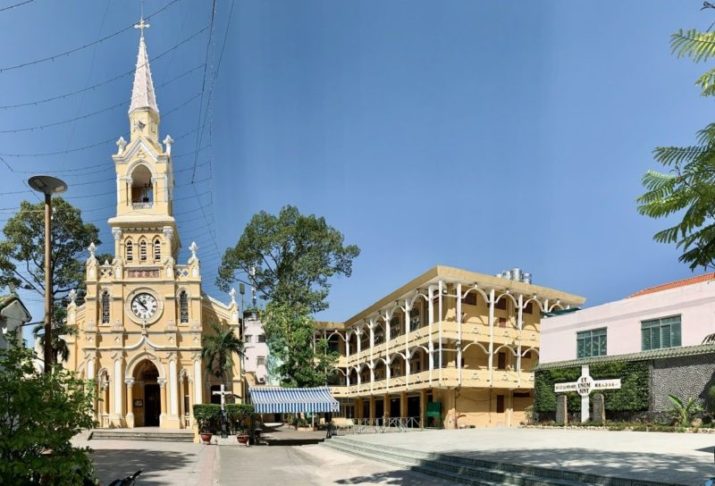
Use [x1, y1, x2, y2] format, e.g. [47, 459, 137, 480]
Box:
[132, 202, 153, 209]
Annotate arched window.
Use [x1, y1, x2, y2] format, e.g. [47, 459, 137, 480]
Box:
[179, 290, 189, 323]
[101, 290, 110, 324]
[130, 164, 153, 206]
[153, 237, 161, 262]
[125, 240, 133, 262]
[139, 239, 147, 262]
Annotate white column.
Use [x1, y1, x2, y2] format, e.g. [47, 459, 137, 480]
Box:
[169, 359, 178, 416]
[517, 294, 523, 386]
[438, 280, 444, 381]
[345, 331, 351, 387]
[113, 358, 123, 416]
[488, 288, 495, 385]
[428, 286, 434, 382]
[456, 283, 462, 385]
[404, 300, 411, 387]
[369, 319, 375, 364]
[193, 359, 203, 405]
[357, 329, 362, 355]
[87, 358, 95, 380]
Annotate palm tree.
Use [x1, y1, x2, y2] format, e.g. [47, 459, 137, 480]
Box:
[201, 322, 244, 386]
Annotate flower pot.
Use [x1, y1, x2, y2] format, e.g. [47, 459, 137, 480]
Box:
[237, 433, 250, 446]
[200, 433, 213, 444]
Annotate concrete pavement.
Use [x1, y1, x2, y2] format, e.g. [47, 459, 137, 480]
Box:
[217, 442, 454, 485]
[339, 427, 715, 486]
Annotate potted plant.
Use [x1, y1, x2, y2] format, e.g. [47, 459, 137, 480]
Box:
[228, 404, 254, 446]
[194, 404, 220, 444]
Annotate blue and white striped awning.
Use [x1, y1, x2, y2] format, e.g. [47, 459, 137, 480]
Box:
[249, 386, 339, 414]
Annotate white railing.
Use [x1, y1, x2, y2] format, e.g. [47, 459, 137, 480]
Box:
[341, 416, 421, 434]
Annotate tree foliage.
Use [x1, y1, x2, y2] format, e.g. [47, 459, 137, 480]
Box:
[0, 335, 96, 484]
[638, 28, 715, 270]
[217, 205, 360, 313]
[0, 198, 100, 362]
[201, 321, 244, 385]
[263, 302, 338, 388]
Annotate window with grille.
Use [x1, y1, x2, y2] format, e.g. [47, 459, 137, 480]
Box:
[642, 316, 681, 351]
[179, 291, 189, 323]
[577, 327, 607, 358]
[139, 240, 147, 261]
[153, 238, 161, 262]
[257, 356, 266, 366]
[101, 291, 110, 324]
[257, 335, 266, 343]
[126, 240, 133, 262]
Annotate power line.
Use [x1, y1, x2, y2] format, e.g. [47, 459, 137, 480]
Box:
[191, 0, 218, 183]
[0, 0, 34, 14]
[0, 59, 204, 111]
[0, 0, 183, 73]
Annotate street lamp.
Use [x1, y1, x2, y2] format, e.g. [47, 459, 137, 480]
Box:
[28, 175, 67, 374]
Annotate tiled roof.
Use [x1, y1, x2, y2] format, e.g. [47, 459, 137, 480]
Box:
[628, 273, 715, 298]
[129, 35, 158, 114]
[536, 343, 715, 370]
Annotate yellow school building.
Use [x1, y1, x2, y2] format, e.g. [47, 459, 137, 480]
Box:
[319, 266, 584, 428]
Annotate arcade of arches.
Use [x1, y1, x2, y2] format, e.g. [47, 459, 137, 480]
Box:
[316, 266, 585, 428]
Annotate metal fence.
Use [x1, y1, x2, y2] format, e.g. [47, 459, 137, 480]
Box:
[337, 417, 421, 434]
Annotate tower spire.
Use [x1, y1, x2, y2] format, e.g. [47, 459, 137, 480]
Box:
[129, 18, 158, 114]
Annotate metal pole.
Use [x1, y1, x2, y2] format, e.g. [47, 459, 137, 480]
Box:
[43, 193, 52, 374]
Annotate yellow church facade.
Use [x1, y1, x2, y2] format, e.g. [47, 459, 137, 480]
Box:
[62, 27, 242, 430]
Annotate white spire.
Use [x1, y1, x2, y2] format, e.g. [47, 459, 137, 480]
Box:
[129, 20, 159, 114]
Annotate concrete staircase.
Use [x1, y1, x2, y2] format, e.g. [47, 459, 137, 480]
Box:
[324, 436, 677, 486]
[90, 428, 194, 443]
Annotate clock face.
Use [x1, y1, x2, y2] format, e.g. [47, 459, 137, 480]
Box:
[131, 292, 158, 320]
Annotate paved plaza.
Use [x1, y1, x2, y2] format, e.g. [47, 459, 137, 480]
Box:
[77, 427, 715, 485]
[341, 427, 715, 485]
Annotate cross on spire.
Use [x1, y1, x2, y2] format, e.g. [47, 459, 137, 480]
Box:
[134, 17, 150, 37]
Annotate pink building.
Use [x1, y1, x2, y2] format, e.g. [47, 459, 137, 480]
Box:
[541, 273, 715, 364]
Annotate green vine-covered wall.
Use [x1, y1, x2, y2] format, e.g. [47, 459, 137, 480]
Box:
[534, 361, 650, 413]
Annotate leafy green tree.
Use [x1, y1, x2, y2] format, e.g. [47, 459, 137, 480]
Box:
[217, 205, 360, 313]
[0, 198, 100, 363]
[0, 335, 97, 484]
[264, 302, 338, 387]
[638, 29, 715, 270]
[201, 322, 244, 387]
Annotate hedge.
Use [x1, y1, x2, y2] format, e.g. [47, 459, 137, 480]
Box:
[534, 361, 649, 414]
[193, 403, 254, 434]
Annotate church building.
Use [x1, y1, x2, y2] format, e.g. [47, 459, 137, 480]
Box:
[62, 24, 242, 430]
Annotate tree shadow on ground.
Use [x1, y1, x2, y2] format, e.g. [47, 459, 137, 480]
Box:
[337, 448, 713, 486]
[91, 449, 194, 485]
[335, 469, 448, 485]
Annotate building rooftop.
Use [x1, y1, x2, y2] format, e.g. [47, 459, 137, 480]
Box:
[628, 273, 715, 298]
[344, 265, 585, 327]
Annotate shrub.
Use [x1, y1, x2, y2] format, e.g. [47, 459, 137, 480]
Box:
[668, 394, 703, 427]
[0, 338, 97, 485]
[535, 361, 649, 415]
[193, 403, 255, 434]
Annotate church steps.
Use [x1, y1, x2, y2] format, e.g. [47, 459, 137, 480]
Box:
[90, 429, 194, 443]
[324, 436, 676, 486]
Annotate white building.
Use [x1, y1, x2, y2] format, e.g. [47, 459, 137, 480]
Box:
[541, 273, 715, 364]
[0, 293, 32, 352]
[243, 313, 269, 384]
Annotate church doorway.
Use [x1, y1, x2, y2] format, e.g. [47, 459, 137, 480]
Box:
[134, 359, 161, 427]
[144, 384, 160, 426]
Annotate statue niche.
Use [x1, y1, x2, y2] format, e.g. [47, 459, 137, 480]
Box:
[130, 164, 154, 206]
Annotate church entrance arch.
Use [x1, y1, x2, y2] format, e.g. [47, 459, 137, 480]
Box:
[134, 359, 161, 427]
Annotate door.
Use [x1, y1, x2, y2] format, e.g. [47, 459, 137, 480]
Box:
[144, 384, 160, 426]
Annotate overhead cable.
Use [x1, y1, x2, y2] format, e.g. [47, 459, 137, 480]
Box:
[0, 0, 183, 73]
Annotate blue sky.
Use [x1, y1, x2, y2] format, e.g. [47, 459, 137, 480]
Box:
[0, 0, 712, 331]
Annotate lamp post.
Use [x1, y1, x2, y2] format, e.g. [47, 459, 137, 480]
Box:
[28, 175, 67, 374]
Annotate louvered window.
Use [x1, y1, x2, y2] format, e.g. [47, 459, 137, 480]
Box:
[179, 291, 189, 323]
[139, 240, 147, 261]
[126, 240, 133, 262]
[101, 291, 110, 324]
[153, 238, 161, 262]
